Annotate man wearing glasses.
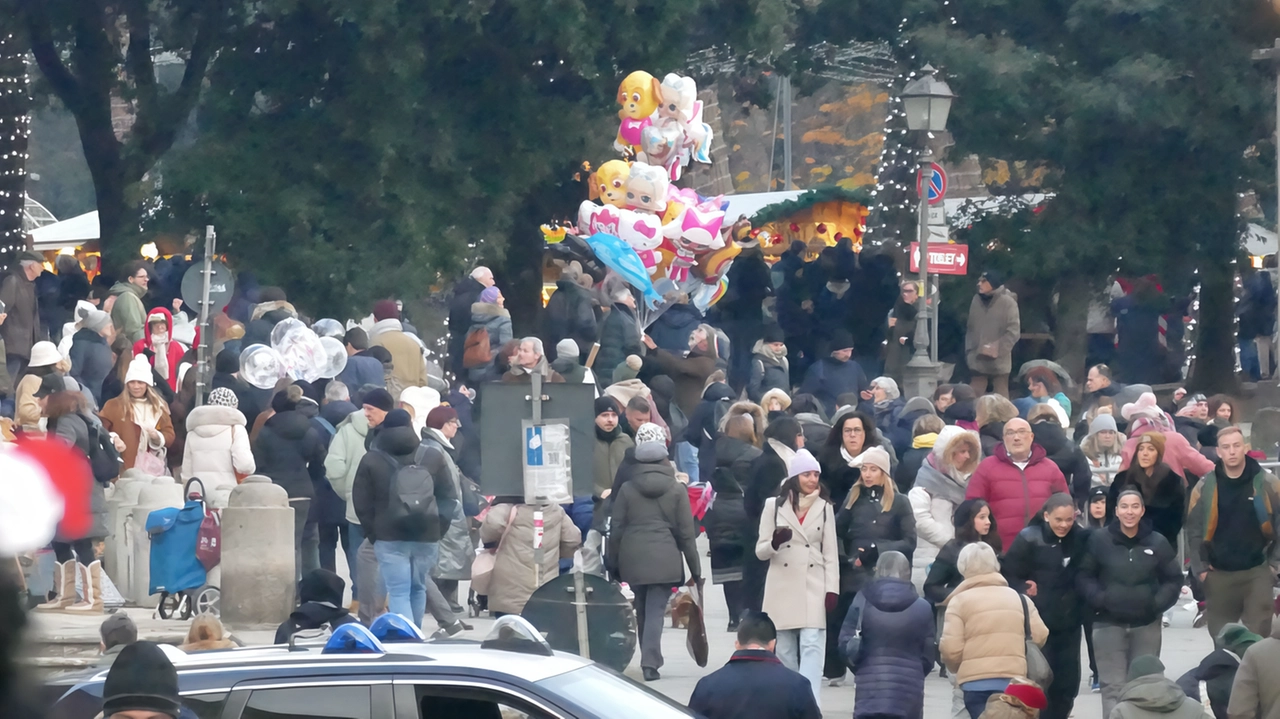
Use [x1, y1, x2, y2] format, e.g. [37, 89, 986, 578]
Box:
[965, 417, 1068, 548]
[109, 260, 151, 344]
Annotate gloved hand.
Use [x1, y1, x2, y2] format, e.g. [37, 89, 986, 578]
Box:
[771, 527, 794, 550]
[825, 593, 838, 613]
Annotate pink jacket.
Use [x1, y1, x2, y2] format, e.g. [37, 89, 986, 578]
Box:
[1120, 418, 1215, 478]
[965, 443, 1069, 548]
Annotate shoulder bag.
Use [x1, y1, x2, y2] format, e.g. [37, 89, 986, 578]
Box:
[470, 505, 518, 595]
[1018, 592, 1054, 688]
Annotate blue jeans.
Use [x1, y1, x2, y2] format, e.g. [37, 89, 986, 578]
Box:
[675, 441, 699, 484]
[373, 540, 438, 629]
[964, 689, 1006, 719]
[346, 522, 363, 600]
[1240, 339, 1261, 380]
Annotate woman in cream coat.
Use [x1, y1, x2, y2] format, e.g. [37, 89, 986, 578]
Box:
[940, 542, 1049, 719]
[181, 387, 255, 506]
[908, 426, 981, 585]
[756, 447, 840, 709]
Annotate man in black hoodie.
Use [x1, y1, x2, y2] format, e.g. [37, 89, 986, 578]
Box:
[274, 569, 357, 643]
[253, 385, 327, 580]
[352, 409, 463, 634]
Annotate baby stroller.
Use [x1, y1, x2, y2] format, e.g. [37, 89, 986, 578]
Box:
[147, 478, 220, 619]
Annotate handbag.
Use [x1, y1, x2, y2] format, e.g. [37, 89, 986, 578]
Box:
[841, 594, 867, 673]
[134, 426, 168, 477]
[188, 478, 222, 571]
[1018, 593, 1054, 688]
[685, 577, 709, 668]
[470, 506, 518, 596]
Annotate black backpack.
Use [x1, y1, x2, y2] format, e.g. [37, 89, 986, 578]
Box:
[52, 415, 121, 485]
[381, 452, 438, 531]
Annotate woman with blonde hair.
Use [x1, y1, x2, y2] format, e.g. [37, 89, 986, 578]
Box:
[98, 355, 175, 473]
[180, 614, 236, 652]
[975, 394, 1019, 457]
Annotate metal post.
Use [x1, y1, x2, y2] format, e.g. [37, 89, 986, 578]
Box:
[782, 76, 793, 191]
[904, 149, 939, 399]
[1251, 39, 1280, 376]
[193, 225, 216, 408]
[931, 276, 940, 365]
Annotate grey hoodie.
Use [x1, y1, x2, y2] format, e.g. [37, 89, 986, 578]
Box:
[1112, 675, 1211, 719]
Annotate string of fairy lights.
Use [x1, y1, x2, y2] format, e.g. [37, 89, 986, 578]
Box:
[0, 31, 31, 274]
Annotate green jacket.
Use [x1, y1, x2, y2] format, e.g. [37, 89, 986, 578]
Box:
[1185, 458, 1280, 577]
[109, 281, 147, 344]
[324, 410, 370, 525]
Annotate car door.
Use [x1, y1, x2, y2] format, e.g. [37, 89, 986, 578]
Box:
[392, 676, 567, 719]
[222, 677, 393, 719]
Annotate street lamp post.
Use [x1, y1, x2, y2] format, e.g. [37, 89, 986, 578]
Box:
[1254, 39, 1280, 374]
[900, 65, 955, 400]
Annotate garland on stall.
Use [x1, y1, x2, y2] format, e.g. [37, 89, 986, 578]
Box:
[749, 186, 875, 225]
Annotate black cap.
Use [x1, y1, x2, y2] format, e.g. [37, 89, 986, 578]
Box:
[763, 325, 786, 344]
[102, 641, 182, 718]
[827, 329, 854, 353]
[362, 387, 395, 412]
[594, 396, 620, 416]
[1088, 486, 1107, 503]
[33, 374, 63, 399]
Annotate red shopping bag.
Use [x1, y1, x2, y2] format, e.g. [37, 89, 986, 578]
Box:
[196, 508, 221, 571]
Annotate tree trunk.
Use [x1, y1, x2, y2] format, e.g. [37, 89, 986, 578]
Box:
[0, 21, 29, 270]
[1053, 271, 1091, 388]
[1189, 256, 1239, 394]
[92, 175, 129, 272]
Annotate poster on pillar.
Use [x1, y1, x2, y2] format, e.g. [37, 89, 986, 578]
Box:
[479, 384, 596, 499]
[909, 242, 969, 275]
[522, 420, 573, 505]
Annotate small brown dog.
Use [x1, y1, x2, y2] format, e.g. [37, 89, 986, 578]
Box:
[668, 589, 696, 629]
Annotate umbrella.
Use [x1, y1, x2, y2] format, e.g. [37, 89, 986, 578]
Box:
[1017, 359, 1074, 388]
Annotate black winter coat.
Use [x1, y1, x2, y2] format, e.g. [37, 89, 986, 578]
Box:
[799, 356, 872, 417]
[447, 276, 486, 372]
[819, 451, 862, 509]
[68, 328, 113, 405]
[719, 249, 773, 324]
[922, 539, 965, 605]
[1176, 649, 1240, 719]
[351, 426, 458, 544]
[1107, 464, 1186, 550]
[253, 410, 326, 500]
[685, 382, 736, 482]
[1001, 517, 1090, 632]
[1031, 422, 1094, 506]
[1076, 521, 1182, 627]
[648, 303, 703, 354]
[705, 435, 761, 582]
[840, 577, 935, 719]
[895, 446, 930, 494]
[607, 448, 701, 586]
[543, 279, 597, 362]
[687, 649, 821, 719]
[834, 487, 917, 595]
[979, 421, 1005, 458]
[594, 303, 643, 383]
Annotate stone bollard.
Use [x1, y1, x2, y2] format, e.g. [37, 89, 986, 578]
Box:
[103, 472, 153, 591]
[221, 476, 294, 627]
[128, 479, 183, 608]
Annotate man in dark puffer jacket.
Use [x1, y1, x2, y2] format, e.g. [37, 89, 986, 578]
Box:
[838, 551, 935, 719]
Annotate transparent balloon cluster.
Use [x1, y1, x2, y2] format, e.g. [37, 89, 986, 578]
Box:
[238, 319, 348, 389]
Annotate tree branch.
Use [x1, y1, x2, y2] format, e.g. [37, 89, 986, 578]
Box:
[122, 0, 158, 120]
[124, 0, 222, 181]
[19, 0, 81, 109]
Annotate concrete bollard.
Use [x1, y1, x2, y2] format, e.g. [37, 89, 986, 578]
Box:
[103, 473, 153, 590]
[127, 479, 183, 607]
[221, 476, 294, 627]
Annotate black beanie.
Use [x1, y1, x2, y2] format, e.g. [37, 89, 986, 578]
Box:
[362, 388, 395, 412]
[595, 396, 620, 416]
[763, 325, 786, 344]
[980, 269, 1006, 289]
[102, 641, 182, 718]
[215, 349, 239, 375]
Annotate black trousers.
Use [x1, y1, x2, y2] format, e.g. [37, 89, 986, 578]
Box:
[318, 521, 342, 574]
[824, 592, 856, 679]
[1041, 624, 1083, 719]
[722, 581, 744, 626]
[741, 554, 767, 615]
[53, 539, 95, 567]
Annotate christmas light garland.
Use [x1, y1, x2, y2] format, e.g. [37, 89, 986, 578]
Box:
[0, 31, 31, 274]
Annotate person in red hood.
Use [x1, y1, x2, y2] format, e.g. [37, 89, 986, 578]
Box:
[965, 417, 1069, 548]
[132, 308, 186, 392]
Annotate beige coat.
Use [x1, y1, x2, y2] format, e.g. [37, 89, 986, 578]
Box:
[480, 502, 581, 615]
[755, 495, 839, 631]
[370, 319, 428, 390]
[1228, 621, 1280, 719]
[940, 572, 1048, 684]
[965, 287, 1021, 376]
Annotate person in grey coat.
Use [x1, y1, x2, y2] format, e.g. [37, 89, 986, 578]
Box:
[416, 405, 474, 615]
[965, 269, 1021, 398]
[68, 306, 116, 405]
[607, 422, 701, 681]
[595, 288, 644, 385]
[0, 251, 44, 381]
[466, 286, 513, 383]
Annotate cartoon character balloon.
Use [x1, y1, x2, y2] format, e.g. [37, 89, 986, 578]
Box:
[583, 232, 663, 308]
[613, 71, 662, 154]
[637, 74, 715, 180]
[588, 160, 631, 209]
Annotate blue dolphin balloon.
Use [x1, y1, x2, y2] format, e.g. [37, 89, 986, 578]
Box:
[584, 232, 663, 308]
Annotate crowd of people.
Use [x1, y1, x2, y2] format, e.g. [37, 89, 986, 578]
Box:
[7, 248, 1280, 719]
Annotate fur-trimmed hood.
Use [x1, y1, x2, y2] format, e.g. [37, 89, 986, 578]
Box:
[470, 302, 509, 321]
[931, 425, 982, 476]
[717, 401, 765, 440]
[186, 404, 247, 435]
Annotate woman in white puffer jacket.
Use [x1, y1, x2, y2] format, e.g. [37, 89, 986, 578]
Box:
[182, 387, 255, 507]
[907, 425, 981, 587]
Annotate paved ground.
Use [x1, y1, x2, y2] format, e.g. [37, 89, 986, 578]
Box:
[26, 538, 1217, 719]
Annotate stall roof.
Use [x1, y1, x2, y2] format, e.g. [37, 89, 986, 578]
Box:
[1246, 223, 1276, 257]
[722, 191, 806, 222]
[29, 211, 99, 250]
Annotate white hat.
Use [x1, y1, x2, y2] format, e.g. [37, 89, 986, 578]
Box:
[28, 341, 61, 368]
[124, 355, 155, 386]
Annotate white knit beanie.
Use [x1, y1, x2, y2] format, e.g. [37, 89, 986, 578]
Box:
[124, 355, 155, 386]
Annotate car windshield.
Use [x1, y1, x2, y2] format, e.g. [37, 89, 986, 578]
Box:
[538, 665, 695, 718]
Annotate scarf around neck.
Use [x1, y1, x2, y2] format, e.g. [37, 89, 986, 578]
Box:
[752, 339, 788, 366]
[796, 489, 821, 519]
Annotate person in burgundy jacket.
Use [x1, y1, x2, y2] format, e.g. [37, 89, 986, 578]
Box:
[965, 417, 1069, 548]
[1119, 392, 1215, 481]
